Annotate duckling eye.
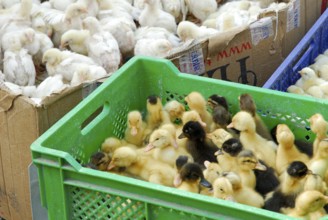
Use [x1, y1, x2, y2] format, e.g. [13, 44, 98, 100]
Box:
[220, 188, 224, 192]
[155, 138, 160, 141]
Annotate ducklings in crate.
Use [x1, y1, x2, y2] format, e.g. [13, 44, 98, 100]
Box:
[81, 92, 328, 219]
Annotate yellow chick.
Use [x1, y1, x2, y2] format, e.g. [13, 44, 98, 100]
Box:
[227, 111, 277, 168]
[275, 124, 310, 175]
[185, 91, 214, 132]
[60, 29, 89, 55]
[286, 190, 328, 219]
[304, 173, 328, 194]
[124, 110, 147, 146]
[101, 137, 137, 158]
[108, 147, 176, 187]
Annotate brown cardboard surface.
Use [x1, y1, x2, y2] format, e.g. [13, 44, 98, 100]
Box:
[167, 0, 323, 87]
[0, 82, 98, 220]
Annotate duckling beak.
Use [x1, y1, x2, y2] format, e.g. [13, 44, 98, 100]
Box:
[225, 196, 235, 202]
[198, 120, 207, 128]
[107, 162, 116, 171]
[227, 122, 234, 129]
[200, 178, 212, 188]
[60, 41, 69, 49]
[173, 174, 182, 187]
[130, 126, 138, 136]
[214, 148, 224, 156]
[144, 143, 155, 152]
[178, 133, 186, 139]
[255, 162, 267, 171]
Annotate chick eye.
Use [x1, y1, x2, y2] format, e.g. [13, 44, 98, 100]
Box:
[220, 188, 224, 192]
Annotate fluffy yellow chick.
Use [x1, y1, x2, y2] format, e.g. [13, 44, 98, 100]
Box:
[307, 138, 328, 178]
[212, 176, 235, 201]
[310, 113, 328, 155]
[164, 100, 185, 124]
[60, 29, 89, 55]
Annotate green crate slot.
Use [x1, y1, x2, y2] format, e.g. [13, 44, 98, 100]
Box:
[31, 56, 326, 220]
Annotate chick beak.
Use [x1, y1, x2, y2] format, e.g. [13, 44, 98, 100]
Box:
[144, 143, 154, 152]
[255, 162, 267, 171]
[178, 133, 186, 139]
[107, 162, 116, 171]
[60, 41, 69, 49]
[225, 196, 235, 202]
[130, 126, 138, 136]
[198, 120, 207, 128]
[200, 178, 212, 188]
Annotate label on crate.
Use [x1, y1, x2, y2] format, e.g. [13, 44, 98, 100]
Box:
[287, 0, 301, 32]
[179, 45, 205, 75]
[250, 17, 274, 46]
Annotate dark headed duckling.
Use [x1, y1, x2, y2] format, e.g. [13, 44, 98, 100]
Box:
[83, 151, 110, 171]
[239, 93, 273, 141]
[208, 94, 232, 130]
[174, 158, 212, 193]
[264, 161, 312, 213]
[178, 121, 219, 167]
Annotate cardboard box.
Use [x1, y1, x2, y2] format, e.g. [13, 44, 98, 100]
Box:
[0, 83, 98, 220]
[167, 0, 323, 87]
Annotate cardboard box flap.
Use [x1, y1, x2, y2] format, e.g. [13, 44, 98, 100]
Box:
[208, 25, 249, 57]
[167, 39, 207, 59]
[0, 89, 21, 111]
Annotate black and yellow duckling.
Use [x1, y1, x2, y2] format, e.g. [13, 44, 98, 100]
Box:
[214, 138, 243, 172]
[83, 151, 110, 171]
[238, 93, 273, 141]
[207, 94, 231, 129]
[178, 121, 219, 167]
[145, 95, 171, 131]
[264, 161, 312, 213]
[174, 155, 212, 193]
[285, 190, 328, 219]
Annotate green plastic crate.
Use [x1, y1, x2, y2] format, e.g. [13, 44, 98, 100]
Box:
[31, 56, 328, 220]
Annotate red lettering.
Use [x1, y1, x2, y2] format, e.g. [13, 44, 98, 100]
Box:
[216, 42, 252, 62]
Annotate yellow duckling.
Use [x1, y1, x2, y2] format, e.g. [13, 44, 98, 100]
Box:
[108, 146, 176, 187]
[185, 91, 214, 132]
[223, 171, 264, 208]
[285, 190, 328, 219]
[212, 176, 235, 201]
[144, 128, 192, 167]
[124, 110, 147, 146]
[227, 111, 277, 168]
[207, 128, 233, 148]
[239, 93, 273, 140]
[164, 100, 185, 125]
[235, 149, 267, 189]
[101, 137, 138, 158]
[146, 95, 171, 131]
[203, 161, 222, 184]
[310, 113, 328, 155]
[304, 173, 328, 194]
[275, 124, 310, 175]
[307, 138, 328, 178]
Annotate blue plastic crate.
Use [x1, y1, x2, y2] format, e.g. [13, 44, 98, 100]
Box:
[263, 8, 328, 92]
